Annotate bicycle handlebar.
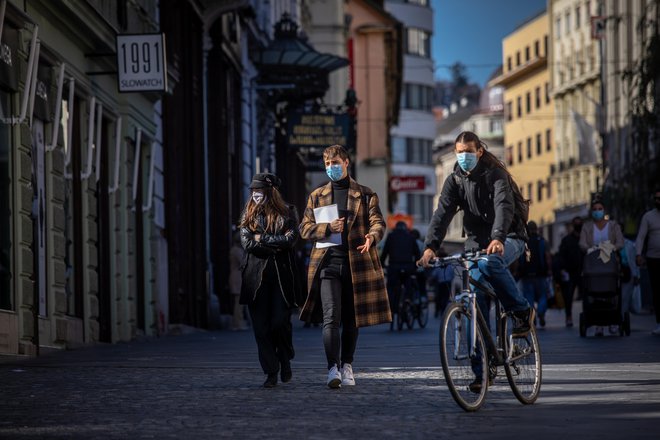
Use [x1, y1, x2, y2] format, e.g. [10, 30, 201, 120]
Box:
[428, 250, 488, 267]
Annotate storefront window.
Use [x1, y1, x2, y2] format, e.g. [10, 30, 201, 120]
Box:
[0, 90, 12, 309]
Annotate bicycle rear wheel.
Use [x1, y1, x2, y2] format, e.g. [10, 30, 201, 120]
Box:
[504, 318, 542, 404]
[439, 302, 488, 411]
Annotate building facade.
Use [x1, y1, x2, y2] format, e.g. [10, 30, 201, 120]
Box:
[385, 0, 436, 236]
[0, 0, 164, 354]
[601, 0, 660, 229]
[490, 10, 556, 247]
[549, 0, 602, 243]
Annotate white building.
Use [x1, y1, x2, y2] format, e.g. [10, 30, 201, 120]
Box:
[385, 0, 436, 236]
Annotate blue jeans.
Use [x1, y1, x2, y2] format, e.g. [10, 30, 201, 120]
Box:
[521, 277, 548, 316]
[470, 237, 530, 320]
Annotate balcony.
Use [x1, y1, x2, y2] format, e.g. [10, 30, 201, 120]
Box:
[488, 56, 547, 88]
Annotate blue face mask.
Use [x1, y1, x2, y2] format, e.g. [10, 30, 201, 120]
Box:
[326, 164, 344, 181]
[591, 210, 604, 221]
[456, 152, 478, 172]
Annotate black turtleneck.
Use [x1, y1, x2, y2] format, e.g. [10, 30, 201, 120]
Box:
[331, 175, 350, 254]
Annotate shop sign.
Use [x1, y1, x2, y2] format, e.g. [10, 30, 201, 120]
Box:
[390, 176, 425, 192]
[116, 33, 167, 92]
[286, 112, 350, 149]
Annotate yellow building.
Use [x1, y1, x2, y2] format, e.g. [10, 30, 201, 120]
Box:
[490, 11, 556, 246]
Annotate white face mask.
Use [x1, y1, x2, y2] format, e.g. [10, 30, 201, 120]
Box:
[252, 191, 265, 204]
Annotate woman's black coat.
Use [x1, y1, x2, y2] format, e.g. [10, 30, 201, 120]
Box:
[239, 206, 303, 308]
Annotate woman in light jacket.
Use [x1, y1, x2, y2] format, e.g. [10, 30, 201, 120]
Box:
[239, 173, 302, 388]
[579, 199, 624, 252]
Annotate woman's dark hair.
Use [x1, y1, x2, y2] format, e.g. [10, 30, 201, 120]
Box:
[239, 186, 289, 234]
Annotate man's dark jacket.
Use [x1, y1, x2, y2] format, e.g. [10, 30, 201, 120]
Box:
[425, 162, 528, 252]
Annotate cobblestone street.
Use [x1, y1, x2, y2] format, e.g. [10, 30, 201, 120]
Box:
[2, 305, 660, 439]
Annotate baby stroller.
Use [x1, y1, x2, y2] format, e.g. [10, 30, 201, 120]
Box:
[579, 249, 631, 337]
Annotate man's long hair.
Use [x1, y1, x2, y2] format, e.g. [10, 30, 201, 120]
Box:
[239, 187, 290, 234]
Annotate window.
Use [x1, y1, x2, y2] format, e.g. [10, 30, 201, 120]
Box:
[535, 87, 541, 109]
[406, 28, 431, 57]
[391, 136, 407, 163]
[402, 83, 434, 111]
[545, 82, 550, 104]
[0, 89, 12, 309]
[507, 56, 512, 71]
[555, 17, 561, 38]
[546, 129, 552, 151]
[517, 96, 522, 117]
[575, 6, 581, 28]
[537, 181, 544, 202]
[585, 1, 591, 16]
[491, 119, 503, 134]
[506, 101, 513, 121]
[544, 36, 548, 56]
[546, 177, 552, 199]
[506, 146, 513, 166]
[565, 12, 571, 34]
[406, 0, 429, 5]
[536, 133, 542, 155]
[527, 137, 532, 158]
[516, 51, 521, 66]
[525, 46, 530, 62]
[527, 183, 534, 201]
[526, 92, 531, 114]
[517, 142, 523, 163]
[534, 40, 540, 57]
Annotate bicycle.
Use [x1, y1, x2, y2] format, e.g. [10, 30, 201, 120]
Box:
[389, 269, 429, 330]
[431, 251, 542, 412]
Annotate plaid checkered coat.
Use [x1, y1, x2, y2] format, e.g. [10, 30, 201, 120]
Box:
[299, 178, 391, 327]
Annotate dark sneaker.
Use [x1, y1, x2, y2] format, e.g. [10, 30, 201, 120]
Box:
[263, 373, 278, 388]
[512, 308, 535, 338]
[468, 376, 493, 393]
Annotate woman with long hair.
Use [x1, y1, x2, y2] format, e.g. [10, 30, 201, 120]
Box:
[239, 173, 302, 387]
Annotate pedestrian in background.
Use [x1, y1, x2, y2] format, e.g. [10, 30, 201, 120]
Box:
[381, 221, 420, 319]
[239, 173, 302, 388]
[429, 247, 454, 318]
[579, 197, 624, 336]
[517, 221, 552, 328]
[635, 188, 660, 335]
[299, 144, 390, 389]
[558, 216, 585, 327]
[229, 230, 247, 331]
[620, 229, 640, 318]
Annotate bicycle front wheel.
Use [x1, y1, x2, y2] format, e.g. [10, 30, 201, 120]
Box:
[504, 320, 542, 404]
[439, 303, 488, 412]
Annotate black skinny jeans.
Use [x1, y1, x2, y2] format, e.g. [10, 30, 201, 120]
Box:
[320, 255, 358, 370]
[647, 258, 660, 323]
[248, 261, 294, 375]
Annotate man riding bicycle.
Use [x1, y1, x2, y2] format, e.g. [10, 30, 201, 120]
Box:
[418, 131, 534, 340]
[381, 221, 421, 316]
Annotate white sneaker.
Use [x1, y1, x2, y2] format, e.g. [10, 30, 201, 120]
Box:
[652, 325, 660, 336]
[326, 365, 342, 388]
[341, 364, 356, 386]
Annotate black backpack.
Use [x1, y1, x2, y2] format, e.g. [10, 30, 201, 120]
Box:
[509, 175, 530, 225]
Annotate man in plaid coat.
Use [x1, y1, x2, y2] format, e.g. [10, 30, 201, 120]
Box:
[299, 145, 391, 389]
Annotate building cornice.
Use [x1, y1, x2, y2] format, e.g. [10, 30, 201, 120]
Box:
[489, 56, 547, 88]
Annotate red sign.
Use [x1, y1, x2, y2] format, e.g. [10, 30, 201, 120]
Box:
[390, 176, 425, 192]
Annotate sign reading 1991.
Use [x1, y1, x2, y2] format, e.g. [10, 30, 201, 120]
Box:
[116, 33, 167, 93]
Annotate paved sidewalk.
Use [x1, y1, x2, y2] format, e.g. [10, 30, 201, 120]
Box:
[1, 303, 659, 439]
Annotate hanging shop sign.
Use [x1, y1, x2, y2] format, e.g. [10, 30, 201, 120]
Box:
[116, 33, 167, 92]
[390, 175, 426, 192]
[286, 112, 351, 149]
[0, 26, 19, 90]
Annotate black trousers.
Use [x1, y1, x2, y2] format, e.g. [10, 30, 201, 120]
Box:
[647, 258, 660, 323]
[320, 255, 358, 370]
[248, 262, 294, 375]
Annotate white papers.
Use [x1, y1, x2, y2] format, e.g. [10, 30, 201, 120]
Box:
[313, 204, 342, 248]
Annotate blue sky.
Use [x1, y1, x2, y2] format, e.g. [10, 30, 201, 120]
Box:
[432, 0, 547, 87]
